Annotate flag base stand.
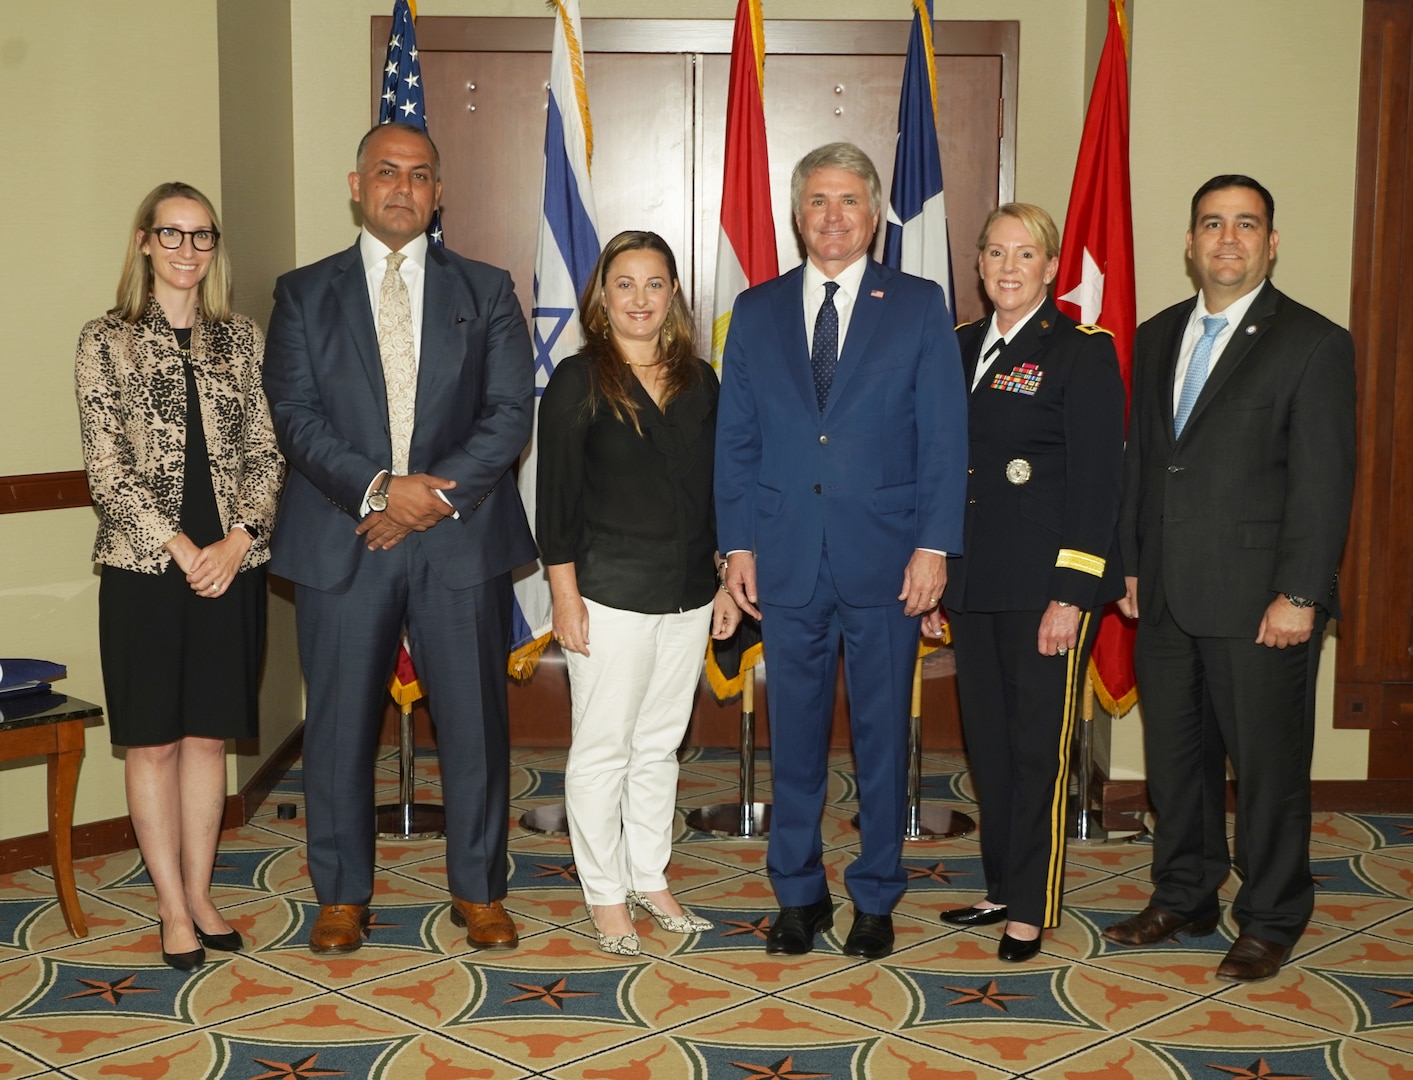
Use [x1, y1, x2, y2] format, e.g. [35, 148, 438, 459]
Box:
[376, 703, 445, 841]
[520, 803, 570, 836]
[849, 657, 976, 841]
[1066, 677, 1146, 845]
[686, 665, 771, 839]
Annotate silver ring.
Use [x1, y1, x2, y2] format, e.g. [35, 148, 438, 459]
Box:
[1057, 646, 1068, 655]
[210, 583, 219, 592]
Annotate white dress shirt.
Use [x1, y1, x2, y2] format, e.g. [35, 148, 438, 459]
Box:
[802, 255, 868, 357]
[1171, 280, 1267, 413]
[357, 229, 455, 514]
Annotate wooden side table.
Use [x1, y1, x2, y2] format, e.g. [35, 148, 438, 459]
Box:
[0, 693, 101, 937]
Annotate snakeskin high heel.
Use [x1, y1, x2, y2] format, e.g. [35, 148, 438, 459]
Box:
[588, 908, 640, 956]
[629, 891, 713, 934]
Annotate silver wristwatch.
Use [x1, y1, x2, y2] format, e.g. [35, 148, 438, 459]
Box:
[369, 472, 392, 512]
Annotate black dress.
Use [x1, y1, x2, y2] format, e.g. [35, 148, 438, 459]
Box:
[99, 327, 265, 746]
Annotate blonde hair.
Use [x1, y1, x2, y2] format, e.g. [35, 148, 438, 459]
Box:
[112, 182, 233, 323]
[976, 202, 1061, 262]
[578, 231, 699, 435]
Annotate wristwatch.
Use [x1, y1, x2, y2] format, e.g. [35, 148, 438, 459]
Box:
[231, 522, 260, 542]
[369, 472, 392, 513]
[1285, 593, 1317, 609]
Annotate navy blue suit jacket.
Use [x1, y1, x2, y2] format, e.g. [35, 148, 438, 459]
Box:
[263, 240, 536, 593]
[715, 260, 968, 607]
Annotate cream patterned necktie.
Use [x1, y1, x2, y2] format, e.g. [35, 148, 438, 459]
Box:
[378, 251, 417, 475]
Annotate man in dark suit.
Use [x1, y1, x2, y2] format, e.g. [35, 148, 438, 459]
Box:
[1109, 175, 1356, 982]
[716, 142, 968, 961]
[264, 122, 536, 954]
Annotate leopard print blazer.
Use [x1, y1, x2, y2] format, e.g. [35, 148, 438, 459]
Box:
[75, 297, 284, 574]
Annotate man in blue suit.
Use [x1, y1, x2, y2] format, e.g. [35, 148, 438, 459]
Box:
[716, 142, 968, 960]
[264, 123, 536, 954]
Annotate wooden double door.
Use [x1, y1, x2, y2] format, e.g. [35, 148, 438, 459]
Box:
[374, 17, 1017, 343]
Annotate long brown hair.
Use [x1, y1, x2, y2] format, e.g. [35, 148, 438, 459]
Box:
[112, 182, 233, 323]
[578, 231, 699, 434]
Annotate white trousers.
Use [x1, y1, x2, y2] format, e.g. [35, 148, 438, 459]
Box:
[563, 597, 712, 905]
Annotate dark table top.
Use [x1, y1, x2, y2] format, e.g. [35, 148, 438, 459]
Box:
[0, 693, 103, 730]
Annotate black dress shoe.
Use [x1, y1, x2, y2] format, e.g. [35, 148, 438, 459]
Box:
[998, 932, 1043, 963]
[159, 920, 206, 972]
[940, 904, 1009, 927]
[195, 926, 244, 952]
[843, 912, 894, 960]
[765, 897, 834, 955]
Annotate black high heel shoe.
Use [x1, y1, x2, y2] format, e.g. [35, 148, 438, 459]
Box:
[158, 919, 206, 972]
[195, 925, 244, 952]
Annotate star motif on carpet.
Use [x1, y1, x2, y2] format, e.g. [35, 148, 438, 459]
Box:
[64, 974, 159, 1006]
[1208, 1060, 1312, 1079]
[530, 861, 580, 883]
[942, 979, 1033, 1013]
[1377, 987, 1413, 1009]
[727, 1055, 830, 1079]
[720, 916, 772, 940]
[905, 861, 962, 884]
[505, 977, 596, 1010]
[247, 1051, 346, 1079]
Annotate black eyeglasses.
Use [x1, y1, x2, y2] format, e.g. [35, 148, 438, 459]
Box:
[149, 226, 220, 252]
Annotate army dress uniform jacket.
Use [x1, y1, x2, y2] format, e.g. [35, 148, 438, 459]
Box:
[944, 297, 1126, 615]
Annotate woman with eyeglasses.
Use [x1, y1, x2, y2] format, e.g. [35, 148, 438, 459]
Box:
[75, 182, 283, 972]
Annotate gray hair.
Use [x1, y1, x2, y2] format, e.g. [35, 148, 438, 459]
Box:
[790, 142, 883, 218]
[355, 121, 441, 180]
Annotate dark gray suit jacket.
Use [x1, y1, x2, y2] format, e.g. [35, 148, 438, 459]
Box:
[1118, 282, 1356, 637]
[263, 240, 536, 593]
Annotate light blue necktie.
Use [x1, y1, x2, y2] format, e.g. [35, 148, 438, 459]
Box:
[1174, 314, 1227, 438]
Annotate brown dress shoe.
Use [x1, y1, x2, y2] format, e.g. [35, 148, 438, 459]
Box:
[1102, 905, 1219, 947]
[1216, 934, 1291, 982]
[450, 897, 519, 950]
[310, 904, 370, 954]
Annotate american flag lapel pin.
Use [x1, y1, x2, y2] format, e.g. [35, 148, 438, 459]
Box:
[870, 289, 885, 298]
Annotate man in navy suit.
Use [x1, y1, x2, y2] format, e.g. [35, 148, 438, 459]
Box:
[716, 142, 968, 960]
[264, 123, 536, 954]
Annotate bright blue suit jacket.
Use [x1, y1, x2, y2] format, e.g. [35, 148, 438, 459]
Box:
[263, 240, 536, 593]
[715, 260, 968, 607]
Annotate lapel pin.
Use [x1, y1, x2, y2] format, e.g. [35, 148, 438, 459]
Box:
[1245, 325, 1256, 334]
[1041, 319, 1050, 328]
[870, 289, 885, 298]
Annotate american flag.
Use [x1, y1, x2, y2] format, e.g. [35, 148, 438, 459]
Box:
[378, 0, 443, 247]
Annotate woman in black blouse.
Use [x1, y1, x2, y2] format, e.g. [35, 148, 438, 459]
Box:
[537, 231, 740, 956]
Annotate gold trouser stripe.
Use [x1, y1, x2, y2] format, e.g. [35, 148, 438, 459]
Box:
[1043, 610, 1091, 926]
[1056, 548, 1106, 577]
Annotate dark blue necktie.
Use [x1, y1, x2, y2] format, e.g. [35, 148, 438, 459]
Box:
[811, 280, 840, 412]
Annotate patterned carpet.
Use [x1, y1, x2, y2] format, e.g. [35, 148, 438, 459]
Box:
[0, 745, 1410, 1079]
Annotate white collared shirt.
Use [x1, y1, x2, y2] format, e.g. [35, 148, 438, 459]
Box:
[972, 303, 1046, 392]
[356, 229, 455, 514]
[1171, 280, 1267, 413]
[802, 254, 869, 356]
[360, 228, 429, 367]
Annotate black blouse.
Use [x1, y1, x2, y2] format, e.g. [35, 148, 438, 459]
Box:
[536, 353, 719, 614]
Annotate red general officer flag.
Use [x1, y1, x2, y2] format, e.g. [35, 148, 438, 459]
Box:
[1054, 0, 1137, 714]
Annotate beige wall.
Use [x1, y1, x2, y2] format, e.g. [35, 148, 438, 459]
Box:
[0, 1, 223, 838]
[0, 0, 1368, 841]
[1107, 0, 1367, 781]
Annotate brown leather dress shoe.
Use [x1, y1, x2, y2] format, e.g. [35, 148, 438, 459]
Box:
[1102, 905, 1220, 947]
[450, 897, 519, 950]
[1216, 934, 1291, 982]
[310, 904, 370, 954]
